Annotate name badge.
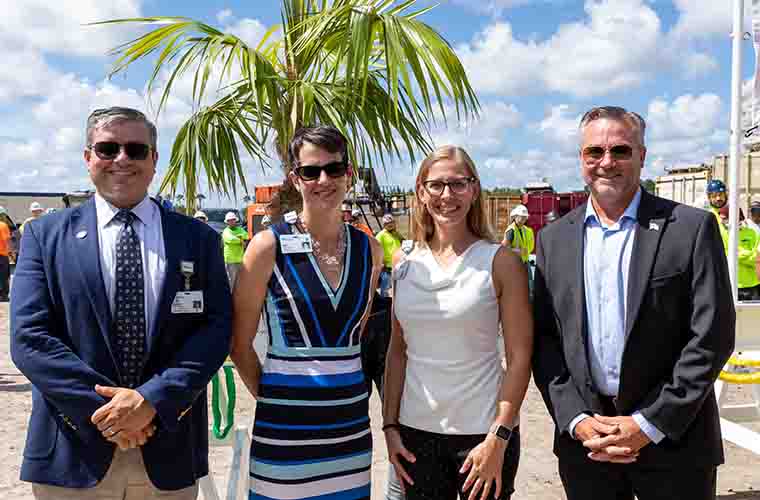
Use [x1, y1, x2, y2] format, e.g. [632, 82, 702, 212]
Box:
[281, 234, 313, 254]
[180, 260, 195, 291]
[284, 211, 298, 224]
[401, 240, 414, 254]
[171, 291, 204, 314]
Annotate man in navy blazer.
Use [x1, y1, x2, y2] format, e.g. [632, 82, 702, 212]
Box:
[11, 107, 232, 499]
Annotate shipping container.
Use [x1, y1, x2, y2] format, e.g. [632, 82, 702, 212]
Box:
[0, 192, 66, 224]
[255, 184, 281, 204]
[654, 165, 710, 209]
[521, 190, 588, 235]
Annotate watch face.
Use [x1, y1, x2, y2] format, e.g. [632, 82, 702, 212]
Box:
[492, 424, 512, 441]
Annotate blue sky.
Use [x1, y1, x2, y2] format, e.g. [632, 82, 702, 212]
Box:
[0, 1, 755, 207]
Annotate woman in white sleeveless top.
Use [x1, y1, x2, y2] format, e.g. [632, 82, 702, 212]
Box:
[383, 146, 533, 500]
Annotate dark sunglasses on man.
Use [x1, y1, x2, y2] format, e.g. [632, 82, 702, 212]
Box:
[293, 161, 349, 181]
[88, 141, 153, 161]
[582, 144, 634, 162]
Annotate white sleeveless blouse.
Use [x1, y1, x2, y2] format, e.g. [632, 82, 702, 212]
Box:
[394, 239, 504, 434]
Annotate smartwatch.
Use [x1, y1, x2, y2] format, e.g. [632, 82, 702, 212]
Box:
[489, 423, 513, 442]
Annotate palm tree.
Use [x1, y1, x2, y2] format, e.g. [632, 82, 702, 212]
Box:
[96, 0, 479, 211]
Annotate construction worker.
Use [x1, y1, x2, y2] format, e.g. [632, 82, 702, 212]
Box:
[706, 179, 729, 252]
[503, 204, 534, 264]
[747, 201, 760, 235]
[222, 211, 249, 288]
[20, 201, 44, 235]
[718, 205, 760, 300]
[350, 208, 374, 237]
[0, 206, 10, 302]
[193, 210, 208, 223]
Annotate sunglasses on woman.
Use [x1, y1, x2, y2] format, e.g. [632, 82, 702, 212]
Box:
[582, 144, 634, 162]
[294, 161, 348, 181]
[88, 141, 153, 161]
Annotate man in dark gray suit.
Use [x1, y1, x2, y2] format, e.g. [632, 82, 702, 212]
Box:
[532, 105, 735, 500]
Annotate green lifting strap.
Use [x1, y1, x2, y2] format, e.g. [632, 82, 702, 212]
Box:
[211, 364, 236, 439]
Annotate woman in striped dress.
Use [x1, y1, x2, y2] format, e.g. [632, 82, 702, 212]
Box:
[231, 126, 383, 500]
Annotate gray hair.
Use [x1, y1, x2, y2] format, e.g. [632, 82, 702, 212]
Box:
[579, 106, 646, 147]
[86, 107, 158, 149]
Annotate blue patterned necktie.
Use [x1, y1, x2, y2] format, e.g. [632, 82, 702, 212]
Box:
[112, 209, 146, 388]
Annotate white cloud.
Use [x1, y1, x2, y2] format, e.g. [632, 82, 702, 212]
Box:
[431, 101, 522, 154]
[217, 9, 233, 23]
[670, 0, 751, 41]
[645, 93, 725, 174]
[538, 104, 581, 152]
[0, 46, 65, 103]
[450, 0, 534, 16]
[457, 0, 718, 98]
[481, 150, 581, 189]
[1, 0, 143, 57]
[225, 18, 269, 48]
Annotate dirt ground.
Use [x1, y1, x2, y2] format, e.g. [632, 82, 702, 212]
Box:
[1, 302, 759, 499]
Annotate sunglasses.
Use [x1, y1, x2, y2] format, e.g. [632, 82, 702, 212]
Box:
[294, 161, 348, 181]
[582, 145, 634, 162]
[88, 141, 152, 161]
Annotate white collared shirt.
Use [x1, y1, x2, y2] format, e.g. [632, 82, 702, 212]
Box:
[95, 193, 166, 341]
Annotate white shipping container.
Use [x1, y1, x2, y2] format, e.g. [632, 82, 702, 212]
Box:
[654, 168, 710, 209]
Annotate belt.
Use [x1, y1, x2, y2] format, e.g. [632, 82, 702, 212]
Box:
[597, 395, 619, 417]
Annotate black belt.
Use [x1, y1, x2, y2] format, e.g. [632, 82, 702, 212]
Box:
[597, 395, 619, 417]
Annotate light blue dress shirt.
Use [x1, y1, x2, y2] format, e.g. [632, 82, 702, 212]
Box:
[568, 188, 665, 444]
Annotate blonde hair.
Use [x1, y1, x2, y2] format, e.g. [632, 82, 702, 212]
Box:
[412, 145, 493, 244]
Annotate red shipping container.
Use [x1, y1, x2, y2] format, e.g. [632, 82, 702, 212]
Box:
[255, 184, 281, 204]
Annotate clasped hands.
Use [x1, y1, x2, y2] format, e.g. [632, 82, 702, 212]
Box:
[90, 385, 157, 450]
[574, 414, 651, 463]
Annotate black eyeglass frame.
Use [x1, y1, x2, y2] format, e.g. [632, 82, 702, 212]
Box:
[421, 177, 477, 196]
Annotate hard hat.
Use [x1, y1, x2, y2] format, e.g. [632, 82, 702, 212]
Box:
[510, 205, 529, 218]
[262, 215, 272, 226]
[341, 202, 352, 212]
[351, 208, 361, 217]
[544, 210, 558, 223]
[0, 206, 6, 215]
[30, 201, 44, 212]
[45, 208, 57, 214]
[382, 213, 394, 224]
[706, 179, 726, 194]
[224, 211, 239, 222]
[194, 210, 207, 219]
[751, 201, 760, 213]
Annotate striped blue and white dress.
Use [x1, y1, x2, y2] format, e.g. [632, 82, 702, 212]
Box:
[250, 222, 374, 500]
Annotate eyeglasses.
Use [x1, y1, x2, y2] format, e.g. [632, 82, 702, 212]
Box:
[582, 145, 634, 162]
[293, 161, 348, 181]
[422, 177, 475, 196]
[88, 141, 152, 161]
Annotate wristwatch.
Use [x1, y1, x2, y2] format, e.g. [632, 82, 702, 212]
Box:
[489, 423, 513, 442]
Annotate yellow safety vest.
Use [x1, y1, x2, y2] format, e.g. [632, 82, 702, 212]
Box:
[506, 223, 534, 263]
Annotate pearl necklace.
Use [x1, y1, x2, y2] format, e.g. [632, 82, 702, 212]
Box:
[297, 215, 346, 268]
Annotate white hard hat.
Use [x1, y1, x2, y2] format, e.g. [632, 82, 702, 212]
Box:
[45, 208, 56, 214]
[30, 201, 44, 212]
[351, 208, 361, 217]
[194, 210, 207, 219]
[510, 205, 529, 218]
[0, 206, 6, 215]
[382, 213, 394, 224]
[262, 215, 272, 225]
[224, 211, 239, 222]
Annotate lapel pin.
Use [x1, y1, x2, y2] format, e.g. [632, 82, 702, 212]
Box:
[75, 230, 88, 239]
[649, 222, 659, 232]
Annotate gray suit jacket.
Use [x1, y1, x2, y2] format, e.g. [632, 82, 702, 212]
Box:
[532, 190, 735, 466]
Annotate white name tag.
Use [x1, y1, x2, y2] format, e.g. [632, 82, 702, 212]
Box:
[281, 234, 313, 254]
[284, 211, 298, 224]
[171, 291, 204, 314]
[401, 240, 414, 254]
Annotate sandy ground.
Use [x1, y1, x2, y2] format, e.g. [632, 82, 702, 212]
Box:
[1, 302, 759, 499]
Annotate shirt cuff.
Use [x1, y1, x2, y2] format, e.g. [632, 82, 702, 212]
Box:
[568, 413, 591, 439]
[632, 412, 665, 444]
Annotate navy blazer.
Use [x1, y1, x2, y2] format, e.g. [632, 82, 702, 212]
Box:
[532, 190, 735, 467]
[10, 198, 233, 490]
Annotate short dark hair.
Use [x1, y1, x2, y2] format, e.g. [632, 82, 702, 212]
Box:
[579, 106, 646, 147]
[288, 126, 348, 168]
[86, 107, 158, 149]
